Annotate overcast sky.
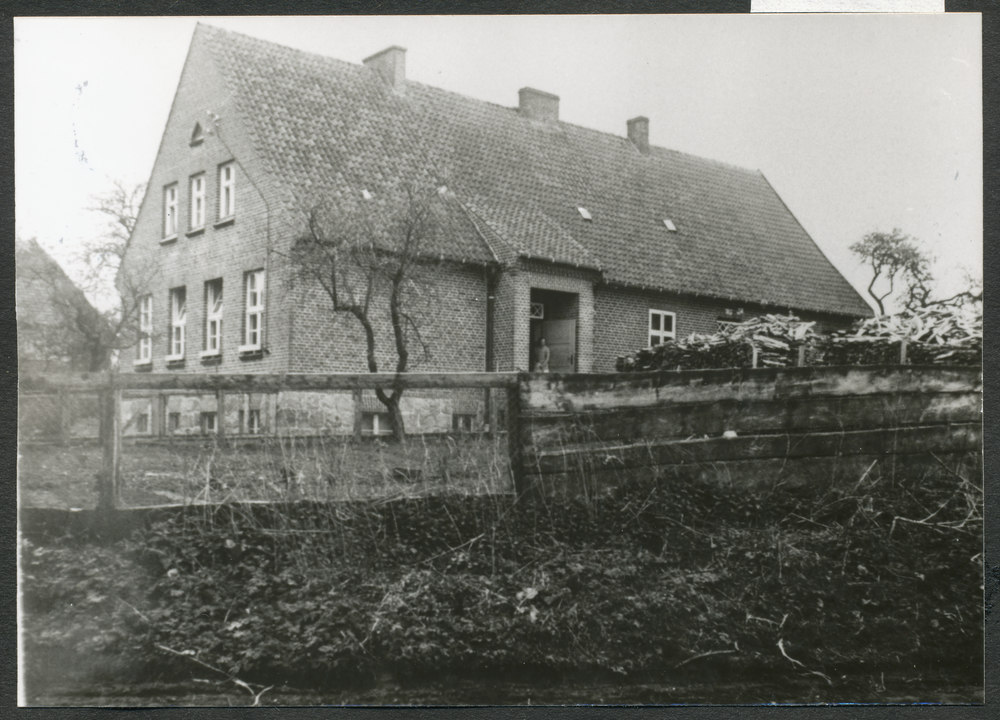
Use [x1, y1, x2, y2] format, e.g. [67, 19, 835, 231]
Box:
[15, 13, 981, 313]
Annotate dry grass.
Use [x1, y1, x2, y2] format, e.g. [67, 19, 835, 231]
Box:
[18, 433, 513, 509]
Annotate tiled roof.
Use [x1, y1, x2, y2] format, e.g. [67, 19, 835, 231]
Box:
[200, 25, 872, 318]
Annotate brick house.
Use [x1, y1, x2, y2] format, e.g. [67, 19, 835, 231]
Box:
[120, 25, 871, 436]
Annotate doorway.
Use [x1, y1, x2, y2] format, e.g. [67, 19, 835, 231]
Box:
[530, 288, 578, 372]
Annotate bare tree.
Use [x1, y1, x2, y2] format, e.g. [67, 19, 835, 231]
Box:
[290, 184, 458, 441]
[851, 228, 982, 315]
[18, 180, 157, 372]
[850, 229, 933, 315]
[80, 179, 145, 299]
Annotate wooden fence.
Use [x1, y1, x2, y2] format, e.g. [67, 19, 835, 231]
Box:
[516, 365, 983, 498]
[19, 371, 521, 510]
[19, 365, 983, 509]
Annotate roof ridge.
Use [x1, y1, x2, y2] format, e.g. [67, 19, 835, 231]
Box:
[189, 25, 871, 318]
[649, 144, 761, 175]
[198, 22, 369, 76]
[199, 24, 763, 178]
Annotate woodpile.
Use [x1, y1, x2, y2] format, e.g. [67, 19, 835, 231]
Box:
[617, 314, 818, 372]
[820, 305, 982, 367]
[617, 306, 981, 372]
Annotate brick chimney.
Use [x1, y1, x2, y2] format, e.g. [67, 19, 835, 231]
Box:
[627, 116, 650, 155]
[519, 87, 559, 122]
[363, 46, 406, 89]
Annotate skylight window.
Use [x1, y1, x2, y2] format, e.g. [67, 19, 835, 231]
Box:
[577, 207, 592, 221]
[662, 218, 677, 232]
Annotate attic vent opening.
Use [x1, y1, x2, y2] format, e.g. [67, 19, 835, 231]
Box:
[662, 218, 677, 232]
[577, 207, 592, 221]
[190, 123, 204, 147]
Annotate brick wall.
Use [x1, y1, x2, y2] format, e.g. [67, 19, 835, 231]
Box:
[120, 32, 293, 375]
[289, 262, 489, 373]
[490, 262, 599, 372]
[593, 285, 859, 372]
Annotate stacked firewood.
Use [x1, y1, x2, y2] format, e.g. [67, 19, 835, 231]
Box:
[617, 306, 981, 372]
[617, 314, 819, 372]
[819, 304, 982, 367]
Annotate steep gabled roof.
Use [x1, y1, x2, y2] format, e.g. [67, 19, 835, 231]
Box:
[199, 25, 871, 318]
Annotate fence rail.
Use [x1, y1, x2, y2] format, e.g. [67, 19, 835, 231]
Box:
[19, 371, 524, 511]
[18, 365, 983, 512]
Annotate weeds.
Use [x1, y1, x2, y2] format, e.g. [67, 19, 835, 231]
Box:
[20, 449, 983, 700]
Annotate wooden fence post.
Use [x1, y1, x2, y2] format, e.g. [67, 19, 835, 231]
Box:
[797, 345, 807, 367]
[157, 393, 168, 437]
[506, 375, 527, 495]
[352, 388, 363, 441]
[752, 346, 759, 369]
[97, 371, 122, 512]
[216, 388, 226, 437]
[900, 339, 908, 365]
[57, 389, 68, 443]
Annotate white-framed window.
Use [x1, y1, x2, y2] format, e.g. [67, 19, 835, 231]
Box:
[167, 287, 186, 360]
[201, 411, 217, 435]
[240, 269, 264, 352]
[136, 412, 150, 434]
[190, 174, 205, 229]
[202, 279, 223, 357]
[219, 162, 236, 219]
[135, 294, 153, 365]
[649, 309, 676, 347]
[240, 408, 261, 435]
[164, 185, 178, 238]
[452, 414, 475, 433]
[169, 412, 181, 434]
[530, 302, 544, 319]
[361, 412, 391, 436]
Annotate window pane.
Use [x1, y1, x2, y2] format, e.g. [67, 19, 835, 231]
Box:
[651, 336, 659, 346]
[651, 313, 660, 331]
[663, 315, 673, 332]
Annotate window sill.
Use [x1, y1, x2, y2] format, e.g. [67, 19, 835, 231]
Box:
[186, 227, 205, 238]
[239, 349, 264, 361]
[133, 360, 153, 372]
[200, 349, 221, 359]
[166, 356, 186, 369]
[214, 216, 235, 229]
[160, 235, 178, 245]
[200, 353, 222, 366]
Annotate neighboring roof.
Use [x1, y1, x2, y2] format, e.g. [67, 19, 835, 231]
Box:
[199, 25, 871, 318]
[15, 237, 106, 371]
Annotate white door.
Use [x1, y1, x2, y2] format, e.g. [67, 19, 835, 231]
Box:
[542, 319, 576, 372]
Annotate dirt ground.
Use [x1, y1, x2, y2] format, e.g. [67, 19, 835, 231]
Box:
[18, 434, 513, 509]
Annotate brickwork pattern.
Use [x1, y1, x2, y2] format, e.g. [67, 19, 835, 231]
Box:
[288, 263, 489, 373]
[519, 268, 595, 372]
[121, 33, 293, 375]
[492, 270, 520, 372]
[593, 286, 858, 372]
